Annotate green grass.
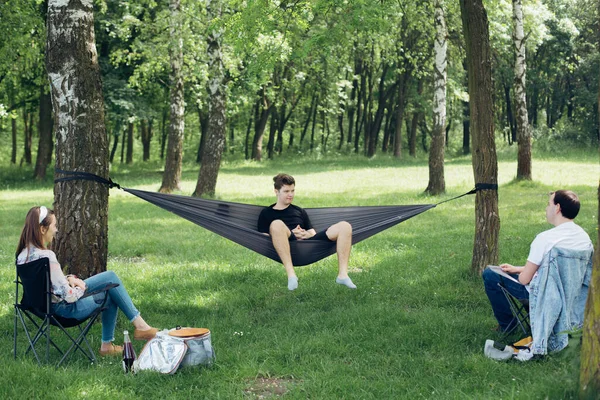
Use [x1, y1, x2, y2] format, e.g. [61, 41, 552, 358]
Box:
[0, 151, 597, 399]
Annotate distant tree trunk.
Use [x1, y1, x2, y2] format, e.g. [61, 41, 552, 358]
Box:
[11, 111, 17, 164]
[513, 0, 532, 180]
[300, 93, 316, 146]
[580, 182, 600, 398]
[47, 0, 109, 277]
[109, 132, 119, 163]
[504, 84, 516, 145]
[120, 128, 125, 163]
[426, 1, 447, 196]
[196, 107, 208, 163]
[408, 80, 423, 157]
[194, 1, 226, 198]
[126, 121, 133, 164]
[310, 97, 319, 152]
[34, 88, 53, 179]
[245, 104, 254, 159]
[160, 0, 185, 193]
[140, 119, 152, 161]
[460, 0, 500, 274]
[267, 106, 277, 159]
[251, 93, 270, 161]
[160, 108, 168, 159]
[22, 109, 33, 165]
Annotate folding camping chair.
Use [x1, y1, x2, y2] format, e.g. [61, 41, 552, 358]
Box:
[497, 278, 531, 338]
[13, 257, 118, 366]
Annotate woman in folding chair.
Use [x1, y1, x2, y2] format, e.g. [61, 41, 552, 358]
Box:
[16, 206, 159, 356]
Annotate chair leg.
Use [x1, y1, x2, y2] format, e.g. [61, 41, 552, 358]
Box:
[498, 283, 530, 339]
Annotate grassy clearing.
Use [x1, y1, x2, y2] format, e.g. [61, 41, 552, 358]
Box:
[0, 151, 597, 399]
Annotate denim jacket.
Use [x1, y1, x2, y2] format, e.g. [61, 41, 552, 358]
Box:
[528, 247, 593, 355]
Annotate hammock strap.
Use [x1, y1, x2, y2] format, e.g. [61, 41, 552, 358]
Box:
[55, 168, 121, 189]
[435, 183, 498, 205]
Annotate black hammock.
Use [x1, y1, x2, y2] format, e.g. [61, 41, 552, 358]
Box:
[56, 169, 488, 266]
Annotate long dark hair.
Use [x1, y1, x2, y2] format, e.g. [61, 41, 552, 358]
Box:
[15, 206, 55, 258]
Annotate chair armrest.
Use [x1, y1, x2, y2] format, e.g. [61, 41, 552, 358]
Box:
[79, 283, 120, 299]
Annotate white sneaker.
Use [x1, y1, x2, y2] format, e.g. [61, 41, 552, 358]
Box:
[484, 339, 514, 361]
[514, 348, 534, 361]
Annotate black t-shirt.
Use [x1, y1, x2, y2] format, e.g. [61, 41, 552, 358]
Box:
[257, 204, 313, 233]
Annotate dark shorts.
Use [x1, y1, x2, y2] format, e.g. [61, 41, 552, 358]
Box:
[289, 229, 333, 242]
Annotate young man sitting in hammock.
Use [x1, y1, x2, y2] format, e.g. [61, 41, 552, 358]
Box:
[257, 173, 357, 291]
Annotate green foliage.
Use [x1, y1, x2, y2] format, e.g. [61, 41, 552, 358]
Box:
[0, 151, 598, 398]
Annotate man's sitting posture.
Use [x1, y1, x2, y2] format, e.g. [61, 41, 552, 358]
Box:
[257, 173, 356, 291]
[483, 190, 592, 334]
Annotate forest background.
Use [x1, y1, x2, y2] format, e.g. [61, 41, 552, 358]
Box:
[1, 0, 598, 174]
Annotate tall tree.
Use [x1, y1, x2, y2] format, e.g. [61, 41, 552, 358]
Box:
[460, 0, 500, 273]
[159, 0, 185, 193]
[426, 0, 448, 195]
[512, 0, 532, 180]
[47, 0, 109, 277]
[194, 0, 227, 197]
[580, 181, 600, 397]
[579, 4, 600, 392]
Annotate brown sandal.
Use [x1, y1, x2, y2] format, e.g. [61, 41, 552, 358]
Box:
[99, 343, 123, 357]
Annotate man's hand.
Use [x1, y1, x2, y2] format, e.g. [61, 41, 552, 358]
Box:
[292, 225, 306, 239]
[500, 264, 522, 275]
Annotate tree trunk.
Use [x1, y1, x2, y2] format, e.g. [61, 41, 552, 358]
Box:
[245, 104, 255, 159]
[23, 109, 33, 165]
[408, 79, 422, 157]
[579, 8, 600, 395]
[310, 96, 319, 152]
[513, 0, 532, 180]
[300, 93, 316, 146]
[504, 83, 516, 145]
[120, 127, 125, 163]
[267, 106, 277, 159]
[196, 106, 209, 163]
[426, 1, 447, 196]
[126, 121, 133, 164]
[251, 94, 270, 161]
[194, 2, 226, 197]
[47, 0, 109, 277]
[160, 108, 168, 159]
[160, 0, 185, 193]
[460, 0, 500, 274]
[140, 118, 152, 161]
[580, 182, 600, 397]
[11, 108, 17, 164]
[34, 87, 53, 179]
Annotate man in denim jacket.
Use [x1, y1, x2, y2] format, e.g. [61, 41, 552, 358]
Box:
[482, 191, 593, 345]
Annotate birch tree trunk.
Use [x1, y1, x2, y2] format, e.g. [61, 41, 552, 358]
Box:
[194, 0, 226, 197]
[512, 0, 532, 180]
[159, 0, 185, 193]
[426, 1, 447, 195]
[47, 0, 109, 277]
[460, 0, 500, 274]
[33, 87, 53, 180]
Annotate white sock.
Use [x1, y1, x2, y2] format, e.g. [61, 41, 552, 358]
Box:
[336, 277, 357, 289]
[288, 276, 298, 291]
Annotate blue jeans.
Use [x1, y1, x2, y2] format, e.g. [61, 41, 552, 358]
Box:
[52, 271, 140, 342]
[482, 267, 529, 331]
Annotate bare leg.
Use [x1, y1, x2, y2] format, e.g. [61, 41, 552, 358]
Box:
[326, 221, 352, 278]
[270, 220, 298, 290]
